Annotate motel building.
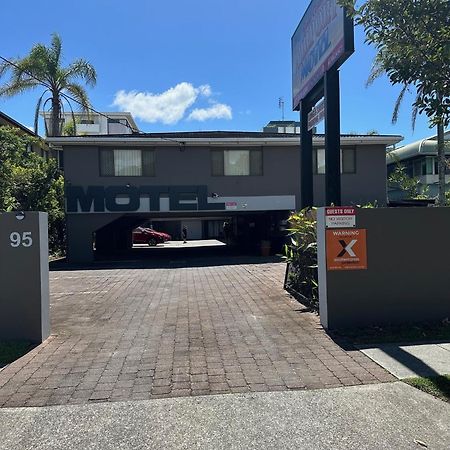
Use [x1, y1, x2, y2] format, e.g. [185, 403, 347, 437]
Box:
[47, 128, 402, 263]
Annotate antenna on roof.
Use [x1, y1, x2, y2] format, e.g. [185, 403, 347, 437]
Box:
[278, 97, 285, 121]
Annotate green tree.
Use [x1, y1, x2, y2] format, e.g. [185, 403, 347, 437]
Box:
[387, 162, 428, 200]
[339, 0, 450, 205]
[0, 33, 96, 136]
[0, 126, 65, 254]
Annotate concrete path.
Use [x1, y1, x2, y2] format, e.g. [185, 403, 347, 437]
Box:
[133, 239, 226, 249]
[360, 343, 450, 379]
[0, 258, 393, 408]
[0, 382, 448, 450]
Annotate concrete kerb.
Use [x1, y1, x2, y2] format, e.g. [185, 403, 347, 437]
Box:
[0, 382, 449, 450]
[358, 342, 450, 379]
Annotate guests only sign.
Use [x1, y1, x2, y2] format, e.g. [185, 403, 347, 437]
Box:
[325, 207, 356, 228]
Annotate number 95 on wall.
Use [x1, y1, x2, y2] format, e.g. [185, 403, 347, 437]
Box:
[10, 231, 33, 248]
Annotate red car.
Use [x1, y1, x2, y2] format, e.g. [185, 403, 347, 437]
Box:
[132, 227, 171, 246]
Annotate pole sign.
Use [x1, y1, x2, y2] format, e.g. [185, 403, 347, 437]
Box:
[326, 228, 367, 270]
[292, 0, 354, 110]
[325, 206, 356, 228]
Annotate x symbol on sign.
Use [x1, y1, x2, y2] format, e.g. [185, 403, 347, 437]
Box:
[337, 239, 357, 257]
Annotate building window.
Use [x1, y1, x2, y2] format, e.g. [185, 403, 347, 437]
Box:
[108, 118, 130, 134]
[313, 148, 356, 174]
[100, 149, 155, 176]
[211, 149, 263, 176]
[313, 148, 326, 174]
[342, 148, 356, 174]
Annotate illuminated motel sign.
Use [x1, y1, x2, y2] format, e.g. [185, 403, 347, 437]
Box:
[292, 0, 353, 109]
[292, 0, 354, 207]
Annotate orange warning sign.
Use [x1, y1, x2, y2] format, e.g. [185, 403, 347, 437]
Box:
[326, 228, 367, 271]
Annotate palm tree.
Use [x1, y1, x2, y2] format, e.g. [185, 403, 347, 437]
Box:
[0, 33, 96, 136]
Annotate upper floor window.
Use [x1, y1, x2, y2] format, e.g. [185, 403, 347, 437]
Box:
[99, 149, 155, 176]
[108, 118, 130, 134]
[211, 149, 263, 176]
[313, 148, 356, 174]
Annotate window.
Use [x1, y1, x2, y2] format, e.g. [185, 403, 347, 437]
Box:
[100, 149, 155, 176]
[427, 157, 450, 175]
[211, 149, 262, 176]
[313, 148, 356, 174]
[313, 149, 326, 174]
[108, 118, 130, 134]
[341, 148, 356, 174]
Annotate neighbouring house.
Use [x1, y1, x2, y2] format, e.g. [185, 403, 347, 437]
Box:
[262, 120, 301, 134]
[41, 111, 139, 136]
[47, 127, 402, 263]
[387, 130, 450, 200]
[0, 110, 61, 163]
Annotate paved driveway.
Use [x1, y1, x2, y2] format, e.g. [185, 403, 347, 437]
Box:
[0, 258, 393, 408]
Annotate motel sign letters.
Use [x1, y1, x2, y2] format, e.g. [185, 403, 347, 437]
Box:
[66, 185, 226, 213]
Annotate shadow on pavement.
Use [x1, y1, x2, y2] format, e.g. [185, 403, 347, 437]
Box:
[50, 253, 284, 271]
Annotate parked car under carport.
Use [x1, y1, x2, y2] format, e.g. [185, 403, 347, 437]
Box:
[132, 227, 171, 246]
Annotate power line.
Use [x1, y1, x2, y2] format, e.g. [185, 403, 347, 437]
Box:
[0, 54, 186, 146]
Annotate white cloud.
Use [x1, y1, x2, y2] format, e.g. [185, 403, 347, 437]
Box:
[187, 103, 233, 122]
[113, 82, 213, 125]
[198, 85, 212, 97]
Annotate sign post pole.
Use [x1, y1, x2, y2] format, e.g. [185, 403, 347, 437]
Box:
[324, 68, 342, 206]
[300, 100, 314, 209]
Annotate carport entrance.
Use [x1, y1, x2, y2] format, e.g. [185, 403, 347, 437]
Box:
[67, 211, 287, 262]
[67, 210, 290, 263]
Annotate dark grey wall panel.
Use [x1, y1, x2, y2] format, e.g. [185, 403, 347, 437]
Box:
[0, 212, 50, 343]
[318, 207, 450, 329]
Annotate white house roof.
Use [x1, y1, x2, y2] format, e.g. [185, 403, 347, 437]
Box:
[387, 131, 450, 163]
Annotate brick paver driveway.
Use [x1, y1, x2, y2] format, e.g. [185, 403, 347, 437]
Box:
[0, 257, 393, 407]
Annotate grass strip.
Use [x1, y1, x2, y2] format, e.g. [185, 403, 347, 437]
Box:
[404, 375, 450, 402]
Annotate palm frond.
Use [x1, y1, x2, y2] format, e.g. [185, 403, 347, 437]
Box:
[60, 95, 78, 135]
[0, 79, 39, 97]
[0, 60, 12, 79]
[63, 59, 97, 87]
[34, 89, 50, 135]
[50, 33, 62, 69]
[64, 82, 91, 112]
[366, 54, 386, 87]
[411, 90, 421, 131]
[23, 47, 53, 83]
[392, 84, 408, 124]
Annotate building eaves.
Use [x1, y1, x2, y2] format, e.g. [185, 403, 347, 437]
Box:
[47, 131, 403, 147]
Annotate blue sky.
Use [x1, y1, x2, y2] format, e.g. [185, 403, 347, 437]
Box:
[0, 0, 437, 145]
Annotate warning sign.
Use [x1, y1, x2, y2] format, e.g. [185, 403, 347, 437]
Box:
[326, 228, 367, 271]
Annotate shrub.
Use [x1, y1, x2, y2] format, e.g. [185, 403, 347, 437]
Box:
[283, 208, 318, 309]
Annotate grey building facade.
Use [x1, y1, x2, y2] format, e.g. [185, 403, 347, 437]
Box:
[47, 131, 402, 263]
